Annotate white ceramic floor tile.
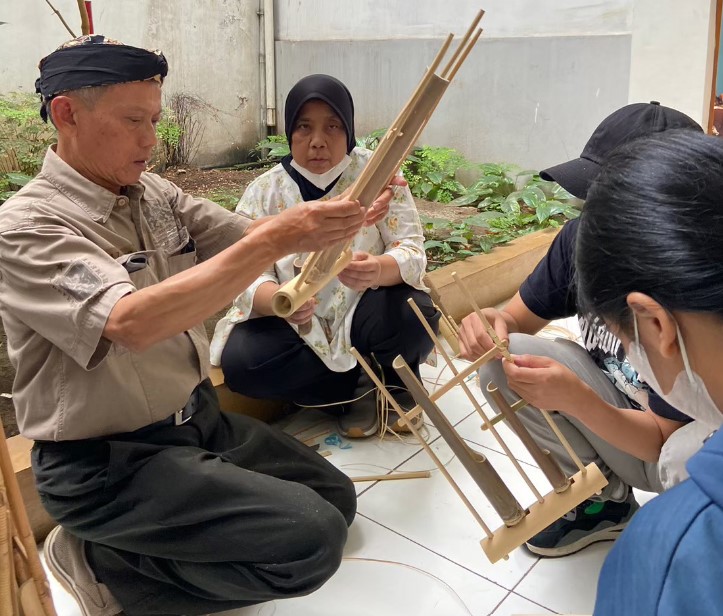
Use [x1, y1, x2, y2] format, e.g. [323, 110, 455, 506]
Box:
[514, 541, 611, 614]
[344, 515, 508, 615]
[490, 592, 555, 616]
[357, 438, 547, 589]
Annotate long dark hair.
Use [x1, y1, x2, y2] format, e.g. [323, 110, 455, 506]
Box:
[576, 129, 723, 334]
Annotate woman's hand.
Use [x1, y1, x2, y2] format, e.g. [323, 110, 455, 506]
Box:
[286, 298, 317, 325]
[337, 251, 381, 291]
[503, 354, 594, 415]
[363, 176, 408, 227]
[458, 308, 514, 360]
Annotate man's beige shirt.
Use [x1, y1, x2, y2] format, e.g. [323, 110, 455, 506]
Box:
[0, 148, 250, 440]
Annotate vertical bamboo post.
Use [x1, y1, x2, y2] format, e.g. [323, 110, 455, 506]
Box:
[0, 423, 56, 616]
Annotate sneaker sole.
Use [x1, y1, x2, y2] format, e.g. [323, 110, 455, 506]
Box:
[44, 526, 91, 611]
[525, 522, 627, 557]
[388, 415, 424, 433]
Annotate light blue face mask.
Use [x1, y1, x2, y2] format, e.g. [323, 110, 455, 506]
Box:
[628, 313, 722, 431]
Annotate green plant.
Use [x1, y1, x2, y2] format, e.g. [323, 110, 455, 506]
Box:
[204, 189, 244, 212]
[250, 134, 290, 163]
[0, 93, 57, 204]
[356, 128, 387, 151]
[402, 145, 468, 203]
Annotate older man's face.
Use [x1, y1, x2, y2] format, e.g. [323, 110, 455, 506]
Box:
[72, 81, 162, 193]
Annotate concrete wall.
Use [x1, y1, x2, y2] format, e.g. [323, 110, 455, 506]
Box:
[0, 0, 262, 167]
[275, 0, 634, 171]
[629, 0, 718, 127]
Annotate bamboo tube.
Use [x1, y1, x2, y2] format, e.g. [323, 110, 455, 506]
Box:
[76, 0, 90, 35]
[393, 356, 526, 527]
[350, 471, 431, 483]
[351, 348, 494, 538]
[271, 249, 352, 317]
[0, 422, 56, 616]
[407, 298, 544, 504]
[486, 383, 570, 493]
[447, 28, 483, 81]
[539, 409, 586, 474]
[0, 502, 13, 616]
[481, 398, 527, 430]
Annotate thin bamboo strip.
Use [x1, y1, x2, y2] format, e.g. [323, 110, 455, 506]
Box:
[442, 10, 485, 78]
[350, 471, 430, 483]
[447, 28, 483, 81]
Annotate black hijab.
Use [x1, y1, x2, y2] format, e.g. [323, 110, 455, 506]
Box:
[281, 74, 356, 201]
[35, 35, 168, 123]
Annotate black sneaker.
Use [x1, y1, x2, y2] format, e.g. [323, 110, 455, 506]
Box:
[525, 492, 639, 557]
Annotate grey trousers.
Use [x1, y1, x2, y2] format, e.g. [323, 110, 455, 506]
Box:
[478, 333, 664, 501]
[32, 381, 356, 616]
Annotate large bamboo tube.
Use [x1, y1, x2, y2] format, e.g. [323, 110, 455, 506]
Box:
[393, 356, 526, 527]
[486, 383, 571, 494]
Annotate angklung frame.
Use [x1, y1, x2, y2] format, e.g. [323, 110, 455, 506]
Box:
[351, 273, 607, 564]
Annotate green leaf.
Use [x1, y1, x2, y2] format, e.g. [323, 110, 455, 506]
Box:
[535, 201, 552, 223]
[462, 211, 504, 228]
[424, 239, 447, 250]
[450, 192, 480, 206]
[446, 236, 469, 245]
[478, 236, 495, 253]
[5, 172, 32, 188]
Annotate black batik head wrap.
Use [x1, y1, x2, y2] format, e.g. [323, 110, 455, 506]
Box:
[281, 74, 356, 201]
[35, 34, 168, 123]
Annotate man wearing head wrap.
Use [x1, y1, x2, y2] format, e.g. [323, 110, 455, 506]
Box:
[0, 36, 398, 616]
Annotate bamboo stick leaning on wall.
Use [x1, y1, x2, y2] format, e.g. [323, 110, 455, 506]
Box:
[270, 10, 485, 320]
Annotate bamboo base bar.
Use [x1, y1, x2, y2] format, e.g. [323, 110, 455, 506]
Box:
[480, 463, 607, 563]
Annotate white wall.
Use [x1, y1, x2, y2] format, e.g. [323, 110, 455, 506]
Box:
[277, 0, 633, 40]
[0, 0, 262, 167]
[629, 0, 718, 127]
[275, 0, 636, 171]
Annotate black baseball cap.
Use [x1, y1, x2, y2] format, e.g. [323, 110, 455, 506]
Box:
[540, 101, 703, 199]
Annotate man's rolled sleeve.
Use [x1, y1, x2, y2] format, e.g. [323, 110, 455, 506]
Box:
[0, 225, 135, 369]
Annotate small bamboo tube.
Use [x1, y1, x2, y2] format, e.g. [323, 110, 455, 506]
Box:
[0, 502, 13, 616]
[407, 298, 544, 504]
[0, 422, 56, 616]
[350, 471, 431, 483]
[438, 315, 461, 355]
[351, 348, 494, 538]
[393, 356, 526, 527]
[486, 383, 571, 494]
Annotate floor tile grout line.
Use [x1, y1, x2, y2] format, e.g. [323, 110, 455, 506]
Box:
[507, 590, 560, 615]
[355, 512, 535, 593]
[486, 590, 514, 616]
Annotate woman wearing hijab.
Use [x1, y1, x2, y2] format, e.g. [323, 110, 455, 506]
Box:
[572, 129, 723, 615]
[211, 74, 439, 438]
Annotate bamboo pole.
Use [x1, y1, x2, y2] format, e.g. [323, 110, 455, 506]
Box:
[486, 383, 570, 493]
[76, 0, 90, 35]
[407, 298, 544, 504]
[0, 422, 56, 616]
[393, 356, 526, 527]
[350, 471, 431, 483]
[351, 348, 494, 538]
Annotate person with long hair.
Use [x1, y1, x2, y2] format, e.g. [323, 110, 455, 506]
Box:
[575, 129, 723, 614]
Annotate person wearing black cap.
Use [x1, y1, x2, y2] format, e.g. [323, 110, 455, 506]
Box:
[213, 74, 440, 439]
[1, 37, 402, 616]
[457, 101, 704, 558]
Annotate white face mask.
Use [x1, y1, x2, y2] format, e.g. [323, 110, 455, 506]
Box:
[628, 314, 722, 431]
[290, 155, 352, 190]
